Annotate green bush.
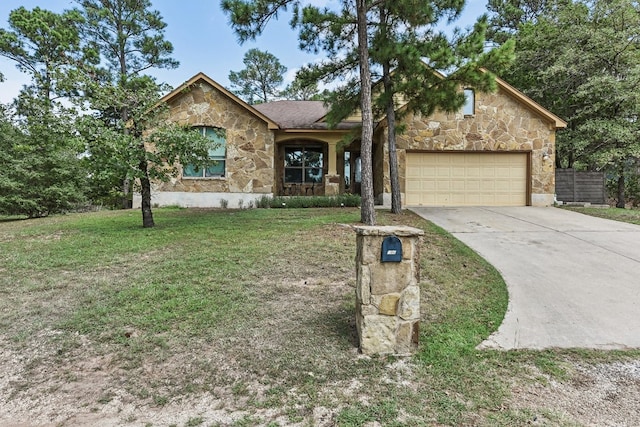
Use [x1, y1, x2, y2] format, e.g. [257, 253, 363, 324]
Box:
[256, 194, 361, 208]
[605, 161, 640, 207]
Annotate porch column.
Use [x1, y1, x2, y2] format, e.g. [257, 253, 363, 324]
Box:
[328, 141, 337, 175]
[324, 141, 341, 196]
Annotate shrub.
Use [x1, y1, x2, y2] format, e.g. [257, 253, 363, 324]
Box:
[256, 194, 361, 208]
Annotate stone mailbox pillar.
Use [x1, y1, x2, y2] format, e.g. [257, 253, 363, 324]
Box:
[354, 226, 424, 355]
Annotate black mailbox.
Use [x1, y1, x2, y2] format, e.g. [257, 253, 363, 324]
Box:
[381, 235, 402, 262]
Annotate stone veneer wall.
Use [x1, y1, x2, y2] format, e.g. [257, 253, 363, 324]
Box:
[151, 81, 275, 206]
[380, 88, 557, 206]
[354, 226, 424, 355]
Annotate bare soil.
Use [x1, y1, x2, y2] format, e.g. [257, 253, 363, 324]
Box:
[509, 360, 640, 426]
[2, 281, 639, 427]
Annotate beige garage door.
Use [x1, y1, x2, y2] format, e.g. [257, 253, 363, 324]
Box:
[406, 152, 528, 206]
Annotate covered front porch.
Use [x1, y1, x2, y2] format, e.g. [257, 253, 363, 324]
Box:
[274, 133, 367, 198]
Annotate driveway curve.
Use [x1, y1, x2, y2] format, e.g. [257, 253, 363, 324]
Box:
[410, 206, 640, 350]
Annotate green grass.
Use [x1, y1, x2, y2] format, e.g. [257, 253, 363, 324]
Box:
[1, 207, 638, 426]
[563, 206, 640, 225]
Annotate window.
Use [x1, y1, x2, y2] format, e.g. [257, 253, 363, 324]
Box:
[183, 126, 226, 178]
[284, 146, 323, 183]
[463, 89, 475, 116]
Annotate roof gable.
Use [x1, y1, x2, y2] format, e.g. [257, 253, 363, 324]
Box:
[162, 72, 566, 132]
[379, 67, 567, 130]
[160, 72, 279, 130]
[493, 75, 567, 129]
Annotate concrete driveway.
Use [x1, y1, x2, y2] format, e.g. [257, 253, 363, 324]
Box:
[410, 206, 640, 350]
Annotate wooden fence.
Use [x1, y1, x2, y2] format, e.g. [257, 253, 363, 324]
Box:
[555, 169, 606, 204]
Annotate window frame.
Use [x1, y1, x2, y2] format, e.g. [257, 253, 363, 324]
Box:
[182, 126, 226, 179]
[463, 88, 475, 116]
[283, 145, 324, 185]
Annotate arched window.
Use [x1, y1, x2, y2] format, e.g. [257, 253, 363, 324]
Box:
[183, 126, 226, 178]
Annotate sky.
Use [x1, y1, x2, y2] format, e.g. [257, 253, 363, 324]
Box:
[0, 0, 490, 104]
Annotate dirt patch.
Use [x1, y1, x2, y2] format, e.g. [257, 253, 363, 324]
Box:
[509, 360, 640, 426]
[3, 321, 640, 426]
[0, 274, 361, 426]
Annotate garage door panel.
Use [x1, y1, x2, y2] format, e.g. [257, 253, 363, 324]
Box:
[451, 180, 467, 191]
[466, 167, 480, 177]
[406, 153, 527, 206]
[451, 166, 467, 178]
[422, 181, 436, 191]
[465, 180, 481, 192]
[437, 181, 451, 191]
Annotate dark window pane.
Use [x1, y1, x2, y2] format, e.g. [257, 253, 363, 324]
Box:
[285, 168, 303, 183]
[306, 168, 323, 183]
[285, 149, 303, 167]
[205, 160, 225, 177]
[304, 149, 323, 168]
[183, 164, 202, 177]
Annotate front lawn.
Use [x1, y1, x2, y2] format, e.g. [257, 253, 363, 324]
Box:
[0, 207, 637, 426]
[563, 206, 640, 225]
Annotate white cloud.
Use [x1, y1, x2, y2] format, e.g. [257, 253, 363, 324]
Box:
[283, 67, 299, 85]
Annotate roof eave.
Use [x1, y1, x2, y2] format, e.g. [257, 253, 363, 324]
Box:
[493, 74, 567, 130]
[159, 72, 280, 130]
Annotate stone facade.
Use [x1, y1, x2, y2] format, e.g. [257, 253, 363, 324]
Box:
[376, 86, 559, 206]
[324, 174, 341, 196]
[354, 226, 424, 355]
[137, 72, 564, 209]
[137, 78, 276, 208]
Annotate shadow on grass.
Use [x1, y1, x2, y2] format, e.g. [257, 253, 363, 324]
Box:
[0, 216, 29, 223]
[323, 303, 359, 350]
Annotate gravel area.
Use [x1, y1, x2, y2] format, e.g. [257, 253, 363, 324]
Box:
[509, 360, 640, 426]
[2, 331, 639, 427]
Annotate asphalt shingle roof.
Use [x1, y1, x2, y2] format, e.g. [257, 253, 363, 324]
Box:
[253, 100, 360, 130]
[252, 100, 326, 129]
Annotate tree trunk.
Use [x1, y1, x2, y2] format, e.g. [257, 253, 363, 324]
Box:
[382, 61, 401, 214]
[616, 168, 626, 209]
[139, 160, 155, 227]
[122, 177, 130, 209]
[567, 150, 574, 169]
[357, 0, 376, 226]
[378, 5, 400, 214]
[120, 36, 131, 210]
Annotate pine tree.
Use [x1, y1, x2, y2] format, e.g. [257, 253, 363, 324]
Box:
[0, 7, 86, 217]
[222, 1, 513, 221]
[229, 48, 287, 104]
[78, 0, 181, 226]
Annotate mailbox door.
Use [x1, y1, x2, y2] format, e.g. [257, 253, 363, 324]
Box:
[381, 235, 402, 262]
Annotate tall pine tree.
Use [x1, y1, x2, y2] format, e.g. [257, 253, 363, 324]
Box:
[0, 7, 86, 217]
[78, 0, 206, 227]
[224, 0, 513, 218]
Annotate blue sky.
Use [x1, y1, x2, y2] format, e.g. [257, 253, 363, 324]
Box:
[0, 0, 490, 103]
